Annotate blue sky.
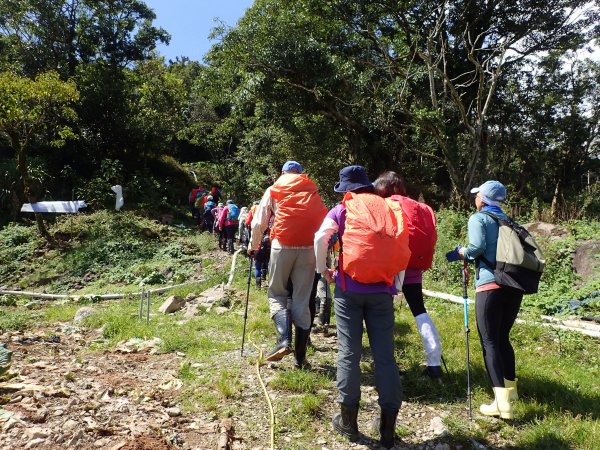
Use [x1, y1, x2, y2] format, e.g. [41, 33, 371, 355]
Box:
[144, 0, 255, 62]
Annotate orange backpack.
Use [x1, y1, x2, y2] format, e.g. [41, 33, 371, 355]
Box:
[390, 195, 437, 270]
[270, 173, 328, 246]
[340, 192, 411, 286]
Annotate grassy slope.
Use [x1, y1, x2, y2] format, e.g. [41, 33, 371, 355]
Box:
[1, 211, 599, 449]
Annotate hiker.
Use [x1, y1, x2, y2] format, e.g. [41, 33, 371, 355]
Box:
[219, 200, 240, 254]
[212, 202, 225, 249]
[210, 186, 221, 205]
[312, 233, 337, 336]
[245, 201, 258, 245]
[203, 195, 215, 232]
[374, 171, 443, 382]
[314, 165, 410, 449]
[248, 161, 327, 368]
[254, 228, 271, 289]
[445, 180, 521, 419]
[238, 206, 249, 245]
[188, 186, 205, 219]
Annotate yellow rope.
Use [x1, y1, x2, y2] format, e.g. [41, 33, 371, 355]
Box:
[250, 340, 275, 450]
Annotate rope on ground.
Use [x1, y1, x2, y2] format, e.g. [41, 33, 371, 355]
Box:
[250, 341, 275, 450]
[422, 289, 600, 338]
[225, 248, 245, 288]
[0, 281, 201, 301]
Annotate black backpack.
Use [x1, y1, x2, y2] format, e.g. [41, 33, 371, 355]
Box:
[255, 231, 271, 263]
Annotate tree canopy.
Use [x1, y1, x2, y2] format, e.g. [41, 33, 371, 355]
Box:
[0, 0, 599, 225]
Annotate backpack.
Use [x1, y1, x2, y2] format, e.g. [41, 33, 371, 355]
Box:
[255, 231, 271, 263]
[340, 192, 411, 286]
[479, 211, 546, 294]
[227, 204, 240, 220]
[204, 201, 215, 218]
[390, 195, 437, 270]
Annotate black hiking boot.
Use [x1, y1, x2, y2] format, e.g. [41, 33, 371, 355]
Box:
[256, 277, 262, 289]
[332, 404, 359, 442]
[423, 365, 443, 384]
[265, 310, 292, 362]
[373, 408, 399, 449]
[294, 326, 310, 369]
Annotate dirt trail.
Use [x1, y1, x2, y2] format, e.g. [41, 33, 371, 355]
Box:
[1, 321, 472, 450]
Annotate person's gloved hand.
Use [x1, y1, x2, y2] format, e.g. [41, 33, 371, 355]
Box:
[445, 245, 463, 262]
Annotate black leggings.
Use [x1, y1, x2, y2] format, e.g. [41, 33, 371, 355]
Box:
[475, 288, 523, 387]
[402, 283, 427, 317]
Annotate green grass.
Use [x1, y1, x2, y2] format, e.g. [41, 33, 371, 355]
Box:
[1, 211, 598, 449]
[0, 211, 217, 294]
[270, 369, 333, 394]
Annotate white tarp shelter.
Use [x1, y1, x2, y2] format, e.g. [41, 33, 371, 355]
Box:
[21, 201, 87, 213]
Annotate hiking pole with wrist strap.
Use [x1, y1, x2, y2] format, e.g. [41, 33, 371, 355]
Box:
[462, 260, 473, 429]
[241, 256, 253, 356]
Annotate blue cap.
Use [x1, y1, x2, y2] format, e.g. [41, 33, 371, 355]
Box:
[470, 180, 506, 206]
[281, 161, 303, 174]
[334, 166, 372, 193]
[226, 199, 233, 204]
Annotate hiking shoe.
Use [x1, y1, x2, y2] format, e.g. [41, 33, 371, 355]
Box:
[372, 408, 399, 449]
[311, 324, 329, 337]
[265, 310, 292, 362]
[294, 326, 310, 369]
[332, 405, 359, 442]
[265, 343, 292, 362]
[422, 365, 443, 384]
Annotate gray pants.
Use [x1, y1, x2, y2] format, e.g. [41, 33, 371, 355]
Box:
[267, 246, 315, 330]
[334, 285, 402, 411]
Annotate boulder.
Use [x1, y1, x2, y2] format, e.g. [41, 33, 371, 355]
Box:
[158, 295, 186, 314]
[73, 307, 96, 323]
[183, 303, 202, 319]
[573, 240, 600, 284]
[523, 222, 569, 239]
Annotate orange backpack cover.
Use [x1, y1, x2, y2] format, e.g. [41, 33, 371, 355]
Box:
[390, 195, 437, 270]
[270, 173, 328, 246]
[341, 192, 410, 285]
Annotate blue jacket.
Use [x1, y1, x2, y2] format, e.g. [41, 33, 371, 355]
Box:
[463, 207, 507, 288]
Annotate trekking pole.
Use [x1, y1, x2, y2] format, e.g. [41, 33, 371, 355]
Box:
[146, 291, 151, 324]
[462, 260, 473, 429]
[241, 256, 253, 356]
[139, 287, 145, 320]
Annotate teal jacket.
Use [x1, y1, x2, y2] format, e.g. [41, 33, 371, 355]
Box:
[463, 208, 507, 288]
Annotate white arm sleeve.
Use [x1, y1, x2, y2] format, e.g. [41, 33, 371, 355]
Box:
[249, 187, 274, 251]
[314, 217, 338, 274]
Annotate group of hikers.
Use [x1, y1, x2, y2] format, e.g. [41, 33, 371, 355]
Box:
[189, 162, 530, 448]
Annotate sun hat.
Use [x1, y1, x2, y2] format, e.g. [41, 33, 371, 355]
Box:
[281, 161, 303, 174]
[470, 180, 506, 207]
[334, 165, 372, 193]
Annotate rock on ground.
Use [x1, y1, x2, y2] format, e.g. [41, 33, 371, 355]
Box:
[73, 307, 96, 323]
[158, 296, 186, 314]
[523, 222, 569, 239]
[573, 240, 600, 283]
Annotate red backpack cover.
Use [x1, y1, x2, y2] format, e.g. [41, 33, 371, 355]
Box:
[341, 192, 410, 286]
[390, 195, 437, 270]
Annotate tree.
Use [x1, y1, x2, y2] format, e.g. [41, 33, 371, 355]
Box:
[395, 0, 599, 197]
[0, 71, 79, 238]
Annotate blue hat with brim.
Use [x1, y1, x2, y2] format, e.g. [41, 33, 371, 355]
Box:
[281, 161, 303, 174]
[470, 180, 506, 206]
[334, 165, 372, 193]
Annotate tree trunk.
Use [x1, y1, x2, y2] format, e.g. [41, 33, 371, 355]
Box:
[14, 138, 52, 241]
[550, 179, 561, 222]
